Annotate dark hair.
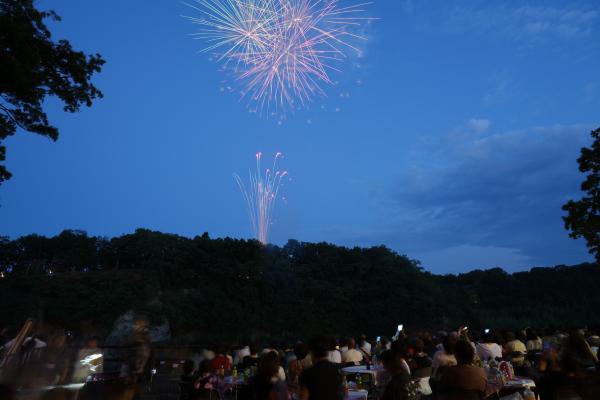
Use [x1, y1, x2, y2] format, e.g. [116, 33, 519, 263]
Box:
[249, 343, 259, 355]
[294, 342, 309, 360]
[381, 350, 405, 375]
[257, 351, 280, 379]
[526, 328, 538, 341]
[482, 331, 495, 344]
[455, 340, 475, 365]
[309, 335, 331, 359]
[442, 335, 458, 355]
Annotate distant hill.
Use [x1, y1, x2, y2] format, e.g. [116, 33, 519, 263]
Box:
[0, 229, 598, 343]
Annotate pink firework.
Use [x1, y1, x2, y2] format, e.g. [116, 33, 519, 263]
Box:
[234, 152, 288, 244]
[184, 0, 374, 114]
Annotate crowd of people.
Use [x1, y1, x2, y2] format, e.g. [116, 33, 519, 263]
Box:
[1, 326, 600, 399]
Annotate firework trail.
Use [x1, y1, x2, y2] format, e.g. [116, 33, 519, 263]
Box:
[184, 0, 374, 114]
[234, 152, 288, 244]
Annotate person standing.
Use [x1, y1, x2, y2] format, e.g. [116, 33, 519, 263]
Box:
[300, 335, 343, 400]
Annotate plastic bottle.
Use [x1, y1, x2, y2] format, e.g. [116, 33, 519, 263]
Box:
[232, 365, 238, 380]
[523, 388, 536, 400]
[355, 373, 363, 390]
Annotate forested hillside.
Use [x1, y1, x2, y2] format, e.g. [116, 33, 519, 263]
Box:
[0, 229, 597, 342]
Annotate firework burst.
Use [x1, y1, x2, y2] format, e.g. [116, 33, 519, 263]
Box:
[234, 152, 288, 244]
[184, 0, 374, 114]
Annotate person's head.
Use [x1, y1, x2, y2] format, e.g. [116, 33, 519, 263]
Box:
[347, 338, 356, 350]
[294, 342, 309, 360]
[309, 335, 331, 360]
[482, 330, 495, 344]
[381, 350, 405, 376]
[516, 330, 527, 342]
[412, 338, 425, 353]
[505, 331, 516, 342]
[257, 351, 280, 379]
[390, 339, 409, 358]
[381, 336, 390, 347]
[566, 330, 592, 358]
[455, 340, 475, 365]
[442, 335, 458, 355]
[249, 343, 259, 356]
[526, 328, 538, 341]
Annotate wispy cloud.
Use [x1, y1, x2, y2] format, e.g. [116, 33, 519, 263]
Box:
[366, 122, 595, 271]
[445, 3, 599, 43]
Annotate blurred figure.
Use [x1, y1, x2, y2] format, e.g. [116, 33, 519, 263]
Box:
[300, 335, 343, 400]
[210, 345, 232, 372]
[249, 352, 289, 400]
[288, 342, 312, 392]
[327, 338, 341, 364]
[525, 328, 542, 353]
[72, 336, 103, 383]
[243, 343, 260, 369]
[341, 338, 363, 365]
[475, 331, 502, 362]
[359, 334, 371, 357]
[380, 350, 419, 400]
[438, 340, 486, 400]
[504, 331, 527, 367]
[432, 335, 457, 378]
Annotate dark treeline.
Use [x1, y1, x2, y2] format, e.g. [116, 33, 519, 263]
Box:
[0, 229, 598, 343]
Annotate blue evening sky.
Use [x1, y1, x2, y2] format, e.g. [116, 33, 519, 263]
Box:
[2, 0, 599, 273]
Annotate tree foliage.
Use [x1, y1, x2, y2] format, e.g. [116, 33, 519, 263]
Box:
[563, 127, 600, 262]
[0, 0, 105, 183]
[0, 229, 598, 343]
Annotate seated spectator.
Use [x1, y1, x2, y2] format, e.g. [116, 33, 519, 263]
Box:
[475, 331, 502, 362]
[504, 331, 527, 367]
[342, 338, 363, 365]
[380, 350, 419, 400]
[432, 335, 457, 378]
[289, 342, 312, 390]
[359, 334, 372, 356]
[243, 344, 260, 369]
[210, 346, 231, 372]
[327, 338, 341, 364]
[438, 340, 486, 400]
[249, 352, 289, 400]
[410, 338, 432, 373]
[525, 328, 542, 353]
[300, 335, 343, 400]
[560, 330, 598, 376]
[72, 336, 103, 383]
[233, 344, 251, 366]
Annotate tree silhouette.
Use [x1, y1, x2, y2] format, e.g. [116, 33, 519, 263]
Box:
[0, 0, 105, 183]
[563, 127, 600, 262]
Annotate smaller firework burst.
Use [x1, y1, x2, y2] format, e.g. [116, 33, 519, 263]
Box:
[234, 152, 288, 244]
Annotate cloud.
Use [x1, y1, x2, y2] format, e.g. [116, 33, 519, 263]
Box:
[467, 118, 492, 134]
[374, 123, 595, 271]
[442, 3, 599, 43]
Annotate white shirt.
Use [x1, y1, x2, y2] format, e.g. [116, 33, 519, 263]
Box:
[328, 350, 342, 364]
[234, 346, 250, 365]
[476, 342, 503, 362]
[342, 349, 363, 364]
[360, 342, 372, 356]
[432, 350, 456, 377]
